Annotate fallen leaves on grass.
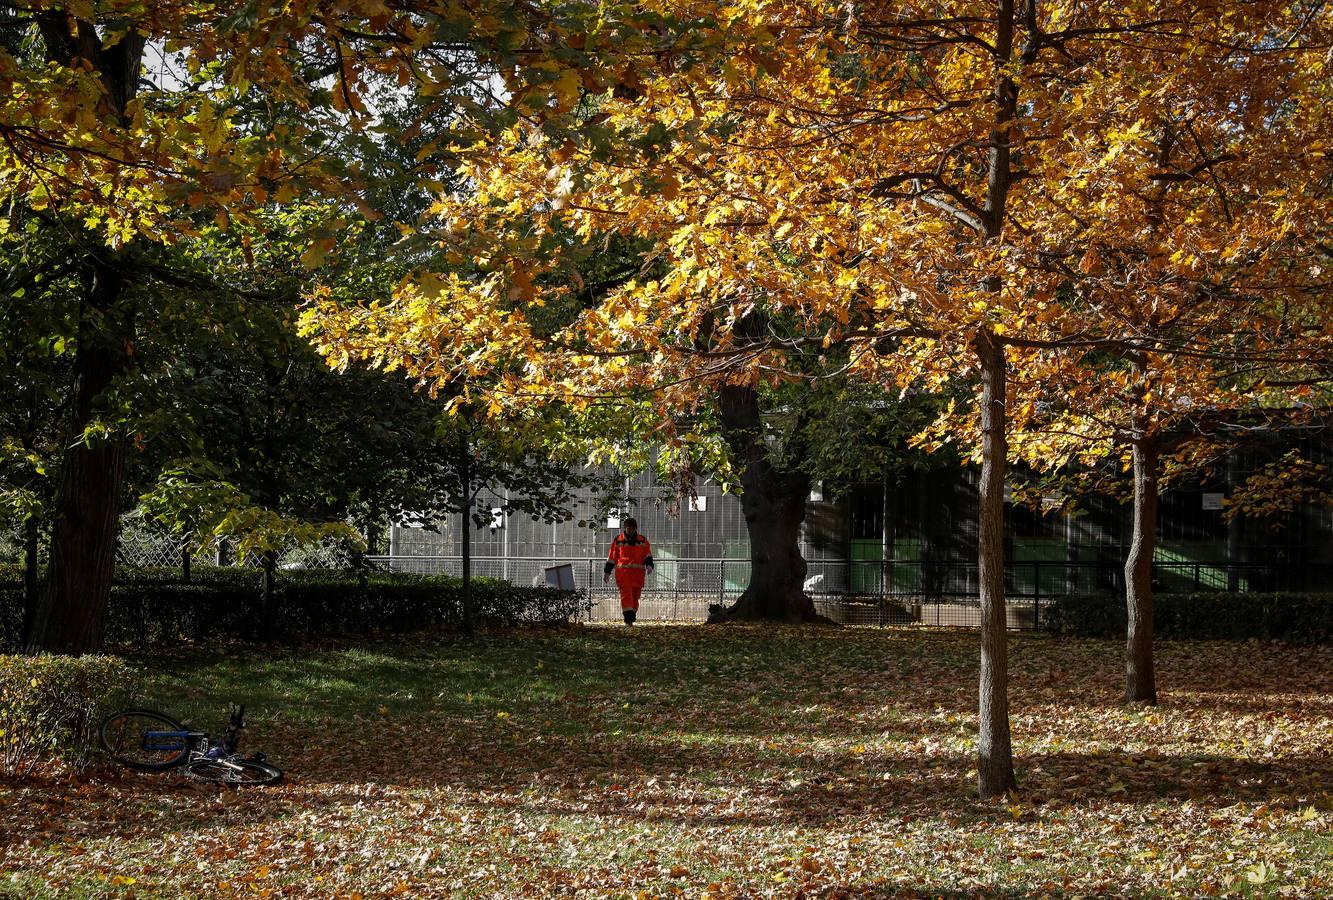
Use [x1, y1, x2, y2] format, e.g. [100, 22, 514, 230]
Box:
[1, 627, 1330, 897]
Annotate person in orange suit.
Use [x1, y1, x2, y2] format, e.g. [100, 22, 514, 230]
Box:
[603, 517, 653, 625]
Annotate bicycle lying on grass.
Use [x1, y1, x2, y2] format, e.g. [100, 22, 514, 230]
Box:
[99, 705, 283, 785]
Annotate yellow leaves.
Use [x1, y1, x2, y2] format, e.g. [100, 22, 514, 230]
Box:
[301, 237, 335, 271]
[1244, 860, 1278, 885]
[273, 182, 301, 205]
[552, 68, 583, 110]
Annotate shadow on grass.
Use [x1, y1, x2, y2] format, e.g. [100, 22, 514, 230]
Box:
[59, 626, 1328, 839]
[275, 712, 1333, 829]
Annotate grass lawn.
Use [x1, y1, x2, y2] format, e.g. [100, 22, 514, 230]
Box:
[2, 625, 1331, 898]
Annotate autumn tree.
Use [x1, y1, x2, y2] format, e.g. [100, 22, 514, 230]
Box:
[305, 0, 1333, 796]
[3, 0, 714, 652]
[996, 7, 1333, 703]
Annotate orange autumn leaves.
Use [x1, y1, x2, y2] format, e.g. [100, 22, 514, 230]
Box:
[303, 1, 1333, 450]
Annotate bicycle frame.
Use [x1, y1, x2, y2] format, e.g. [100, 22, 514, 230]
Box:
[141, 705, 245, 764]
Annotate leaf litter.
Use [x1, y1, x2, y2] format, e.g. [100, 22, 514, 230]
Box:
[1, 626, 1329, 897]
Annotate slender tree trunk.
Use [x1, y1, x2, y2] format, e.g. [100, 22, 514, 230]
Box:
[711, 383, 824, 623]
[975, 328, 1017, 797]
[460, 434, 474, 636]
[181, 544, 191, 584]
[27, 260, 128, 654]
[1124, 438, 1159, 704]
[215, 540, 230, 567]
[261, 551, 277, 640]
[968, 0, 1023, 798]
[20, 517, 40, 646]
[1225, 451, 1242, 592]
[366, 517, 382, 557]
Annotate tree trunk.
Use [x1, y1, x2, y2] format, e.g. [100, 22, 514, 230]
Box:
[20, 517, 40, 646]
[261, 551, 278, 640]
[460, 432, 475, 636]
[181, 544, 192, 584]
[975, 328, 1017, 798]
[215, 540, 230, 567]
[27, 260, 129, 654]
[25, 23, 144, 655]
[711, 383, 824, 623]
[1124, 438, 1159, 704]
[1225, 451, 1242, 592]
[366, 517, 382, 557]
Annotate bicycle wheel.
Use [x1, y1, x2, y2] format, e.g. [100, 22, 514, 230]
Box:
[183, 758, 283, 786]
[99, 709, 190, 770]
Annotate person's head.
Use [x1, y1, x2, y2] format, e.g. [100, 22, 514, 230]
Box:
[623, 517, 638, 538]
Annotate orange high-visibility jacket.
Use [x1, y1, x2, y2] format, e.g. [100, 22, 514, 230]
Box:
[604, 533, 654, 587]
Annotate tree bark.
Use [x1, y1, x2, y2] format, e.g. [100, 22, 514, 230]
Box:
[1225, 451, 1242, 592]
[460, 433, 475, 636]
[20, 517, 40, 646]
[710, 383, 825, 623]
[969, 0, 1022, 799]
[1124, 438, 1159, 704]
[25, 20, 144, 655]
[975, 328, 1017, 797]
[261, 551, 278, 640]
[27, 260, 129, 654]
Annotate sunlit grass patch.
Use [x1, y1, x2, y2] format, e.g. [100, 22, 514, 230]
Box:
[2, 627, 1330, 897]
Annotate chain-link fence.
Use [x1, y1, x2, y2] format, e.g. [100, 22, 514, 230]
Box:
[115, 529, 355, 571]
[107, 516, 1324, 630]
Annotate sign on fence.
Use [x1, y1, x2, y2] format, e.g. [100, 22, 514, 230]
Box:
[544, 564, 576, 590]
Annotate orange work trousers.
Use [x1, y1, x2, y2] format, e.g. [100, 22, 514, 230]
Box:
[615, 570, 644, 611]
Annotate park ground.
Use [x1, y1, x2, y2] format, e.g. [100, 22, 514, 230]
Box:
[1, 626, 1331, 898]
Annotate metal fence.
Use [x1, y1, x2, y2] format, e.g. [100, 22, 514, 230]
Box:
[104, 524, 1328, 630]
[364, 555, 1328, 629]
[116, 530, 354, 571]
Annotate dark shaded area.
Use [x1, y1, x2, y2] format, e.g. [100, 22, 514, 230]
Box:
[0, 565, 583, 650]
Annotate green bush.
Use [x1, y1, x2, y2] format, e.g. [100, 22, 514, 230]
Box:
[1043, 592, 1333, 643]
[1, 566, 589, 648]
[0, 654, 137, 777]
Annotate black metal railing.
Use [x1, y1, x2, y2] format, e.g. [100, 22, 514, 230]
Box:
[366, 555, 1329, 629]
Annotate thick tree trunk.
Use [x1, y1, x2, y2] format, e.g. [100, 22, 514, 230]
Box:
[975, 328, 1017, 798]
[27, 261, 128, 654]
[26, 23, 144, 655]
[1124, 438, 1159, 704]
[711, 383, 824, 623]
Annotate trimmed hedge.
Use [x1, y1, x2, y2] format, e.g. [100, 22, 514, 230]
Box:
[1043, 591, 1333, 643]
[0, 566, 589, 649]
[0, 654, 137, 777]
